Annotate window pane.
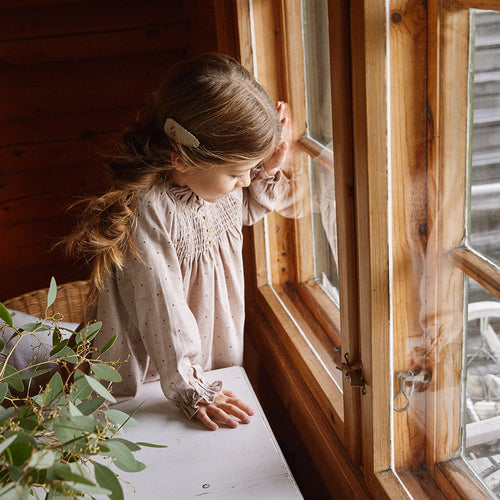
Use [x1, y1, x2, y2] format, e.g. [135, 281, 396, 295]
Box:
[468, 10, 500, 266]
[309, 158, 339, 304]
[302, 0, 333, 146]
[463, 276, 500, 499]
[301, 0, 339, 305]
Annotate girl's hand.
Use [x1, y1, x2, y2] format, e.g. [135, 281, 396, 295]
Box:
[262, 101, 290, 176]
[195, 389, 255, 431]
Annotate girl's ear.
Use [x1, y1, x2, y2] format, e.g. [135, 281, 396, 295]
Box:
[171, 154, 189, 173]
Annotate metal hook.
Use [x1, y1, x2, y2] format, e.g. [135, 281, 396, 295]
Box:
[393, 371, 426, 412]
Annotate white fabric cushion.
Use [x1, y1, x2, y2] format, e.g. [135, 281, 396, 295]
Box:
[1, 309, 78, 371]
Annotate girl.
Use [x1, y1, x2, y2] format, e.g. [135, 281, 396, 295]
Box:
[66, 54, 288, 431]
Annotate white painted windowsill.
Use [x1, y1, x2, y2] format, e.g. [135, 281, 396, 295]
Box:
[111, 366, 303, 499]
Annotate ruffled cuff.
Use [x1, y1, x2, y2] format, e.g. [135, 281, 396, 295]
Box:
[178, 378, 223, 420]
[249, 166, 282, 203]
[252, 164, 282, 183]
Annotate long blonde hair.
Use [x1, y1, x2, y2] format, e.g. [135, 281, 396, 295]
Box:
[64, 54, 282, 301]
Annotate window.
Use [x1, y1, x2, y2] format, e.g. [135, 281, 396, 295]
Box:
[217, 0, 500, 498]
[390, 2, 500, 499]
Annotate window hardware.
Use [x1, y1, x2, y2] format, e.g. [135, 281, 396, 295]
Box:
[336, 353, 366, 393]
[393, 370, 430, 412]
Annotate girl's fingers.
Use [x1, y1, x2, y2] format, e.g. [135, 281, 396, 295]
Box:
[277, 101, 288, 121]
[195, 408, 219, 431]
[263, 141, 289, 174]
[195, 390, 255, 430]
[219, 402, 252, 423]
[206, 405, 239, 428]
[224, 395, 255, 417]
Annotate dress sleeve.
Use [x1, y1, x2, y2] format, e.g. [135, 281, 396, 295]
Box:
[117, 195, 222, 419]
[242, 165, 282, 226]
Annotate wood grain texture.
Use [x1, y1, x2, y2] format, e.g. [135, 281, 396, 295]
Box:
[449, 246, 500, 300]
[450, 0, 500, 9]
[327, 0, 363, 465]
[389, 0, 428, 470]
[425, 4, 469, 474]
[1, 0, 218, 299]
[245, 299, 371, 499]
[349, 0, 392, 478]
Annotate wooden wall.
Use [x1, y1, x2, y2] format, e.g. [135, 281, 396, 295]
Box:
[0, 0, 217, 300]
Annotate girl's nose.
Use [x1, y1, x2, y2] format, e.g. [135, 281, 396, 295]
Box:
[238, 171, 252, 188]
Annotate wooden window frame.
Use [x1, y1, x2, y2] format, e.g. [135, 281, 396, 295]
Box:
[217, 0, 500, 498]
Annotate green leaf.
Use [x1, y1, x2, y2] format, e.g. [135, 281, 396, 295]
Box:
[26, 366, 52, 379]
[0, 483, 15, 497]
[104, 409, 137, 428]
[100, 334, 117, 355]
[3, 430, 37, 447]
[8, 442, 34, 466]
[1, 364, 24, 392]
[77, 396, 106, 415]
[0, 483, 30, 500]
[93, 461, 124, 500]
[68, 400, 84, 417]
[109, 437, 141, 452]
[18, 322, 48, 332]
[53, 418, 82, 444]
[0, 434, 18, 455]
[99, 439, 145, 473]
[136, 441, 168, 448]
[57, 346, 78, 364]
[0, 382, 8, 403]
[16, 367, 52, 380]
[0, 338, 4, 352]
[49, 338, 68, 357]
[69, 376, 94, 402]
[0, 406, 14, 423]
[84, 375, 116, 403]
[43, 371, 64, 405]
[47, 277, 57, 308]
[69, 415, 100, 433]
[92, 363, 122, 383]
[52, 326, 62, 346]
[17, 416, 38, 431]
[70, 482, 112, 496]
[27, 449, 56, 469]
[77, 322, 102, 344]
[0, 302, 12, 327]
[54, 466, 96, 486]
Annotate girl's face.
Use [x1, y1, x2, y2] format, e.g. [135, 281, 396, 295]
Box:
[171, 160, 259, 203]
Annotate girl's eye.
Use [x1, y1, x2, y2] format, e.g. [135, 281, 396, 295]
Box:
[232, 175, 243, 179]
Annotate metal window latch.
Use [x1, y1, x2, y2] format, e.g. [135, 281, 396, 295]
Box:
[336, 353, 366, 394]
[393, 369, 431, 412]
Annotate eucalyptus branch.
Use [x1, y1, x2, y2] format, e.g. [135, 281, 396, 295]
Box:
[0, 277, 153, 499]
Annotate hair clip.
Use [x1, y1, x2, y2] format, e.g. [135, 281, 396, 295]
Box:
[164, 118, 200, 148]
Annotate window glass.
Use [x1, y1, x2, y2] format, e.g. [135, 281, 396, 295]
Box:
[468, 10, 500, 267]
[463, 277, 500, 499]
[302, 0, 333, 147]
[309, 158, 339, 303]
[462, 11, 500, 499]
[302, 0, 339, 304]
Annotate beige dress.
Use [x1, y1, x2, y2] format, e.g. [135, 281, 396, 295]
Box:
[90, 168, 281, 418]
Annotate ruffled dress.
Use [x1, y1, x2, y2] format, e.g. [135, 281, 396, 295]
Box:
[90, 168, 281, 418]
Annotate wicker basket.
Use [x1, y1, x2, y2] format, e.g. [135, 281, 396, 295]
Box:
[2, 280, 90, 324]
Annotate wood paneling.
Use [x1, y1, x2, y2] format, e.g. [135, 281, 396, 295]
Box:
[0, 0, 217, 300]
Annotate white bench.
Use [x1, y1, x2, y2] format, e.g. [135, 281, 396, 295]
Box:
[112, 366, 303, 499]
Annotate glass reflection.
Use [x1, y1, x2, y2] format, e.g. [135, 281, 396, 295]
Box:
[302, 0, 332, 146]
[468, 10, 500, 267]
[463, 11, 500, 497]
[463, 277, 500, 499]
[302, 0, 338, 303]
[309, 158, 339, 304]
